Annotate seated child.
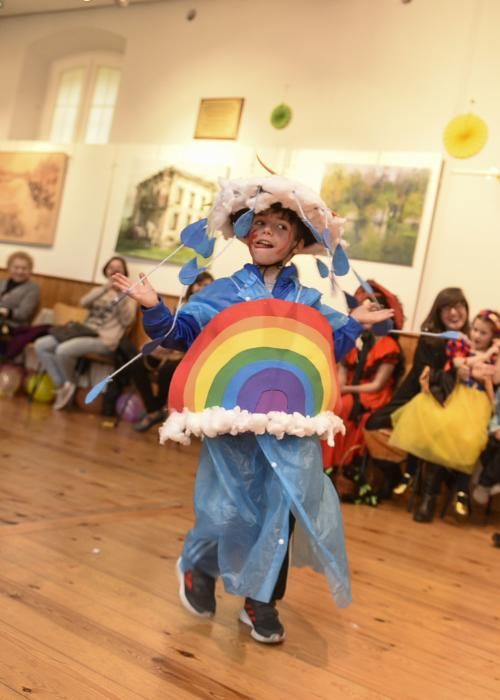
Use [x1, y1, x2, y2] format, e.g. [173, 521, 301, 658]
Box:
[322, 280, 404, 503]
[112, 175, 393, 644]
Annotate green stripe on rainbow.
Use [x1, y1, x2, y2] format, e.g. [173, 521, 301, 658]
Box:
[206, 347, 324, 415]
[168, 299, 339, 417]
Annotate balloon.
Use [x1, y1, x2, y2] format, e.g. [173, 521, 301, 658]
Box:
[116, 391, 145, 423]
[74, 387, 104, 415]
[0, 364, 23, 398]
[25, 372, 55, 403]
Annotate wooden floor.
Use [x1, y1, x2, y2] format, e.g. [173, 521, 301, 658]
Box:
[1, 398, 499, 700]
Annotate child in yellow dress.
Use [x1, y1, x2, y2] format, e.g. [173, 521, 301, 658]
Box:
[389, 310, 499, 515]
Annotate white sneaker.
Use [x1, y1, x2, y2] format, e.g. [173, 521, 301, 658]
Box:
[53, 381, 76, 410]
[472, 484, 490, 505]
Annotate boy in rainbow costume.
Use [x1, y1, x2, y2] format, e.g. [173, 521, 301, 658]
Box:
[113, 176, 393, 644]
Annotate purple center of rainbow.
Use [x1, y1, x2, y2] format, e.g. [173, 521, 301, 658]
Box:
[238, 368, 305, 413]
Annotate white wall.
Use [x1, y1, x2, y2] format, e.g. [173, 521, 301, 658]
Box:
[0, 0, 498, 326]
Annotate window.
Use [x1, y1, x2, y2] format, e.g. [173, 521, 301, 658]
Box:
[84, 67, 121, 144]
[41, 52, 122, 144]
[175, 187, 184, 205]
[49, 68, 85, 144]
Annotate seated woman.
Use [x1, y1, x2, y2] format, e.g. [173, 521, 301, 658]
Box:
[34, 256, 136, 410]
[322, 280, 404, 502]
[0, 251, 43, 361]
[131, 271, 214, 432]
[364, 287, 470, 513]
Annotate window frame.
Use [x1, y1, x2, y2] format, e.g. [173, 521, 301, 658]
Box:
[40, 51, 122, 144]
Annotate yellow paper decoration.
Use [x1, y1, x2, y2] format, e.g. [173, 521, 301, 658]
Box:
[443, 113, 488, 159]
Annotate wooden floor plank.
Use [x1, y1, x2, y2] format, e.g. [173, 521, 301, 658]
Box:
[1, 397, 499, 699]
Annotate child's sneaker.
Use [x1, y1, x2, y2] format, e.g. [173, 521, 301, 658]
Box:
[239, 598, 285, 644]
[176, 558, 216, 618]
[454, 491, 470, 518]
[393, 472, 413, 496]
[472, 484, 491, 505]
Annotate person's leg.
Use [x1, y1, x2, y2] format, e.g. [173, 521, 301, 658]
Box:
[4, 325, 50, 361]
[479, 438, 500, 488]
[453, 470, 471, 518]
[414, 463, 444, 523]
[270, 514, 296, 601]
[373, 459, 402, 500]
[132, 358, 176, 432]
[239, 514, 294, 645]
[52, 337, 111, 410]
[176, 540, 218, 618]
[156, 359, 180, 405]
[130, 357, 159, 413]
[474, 439, 500, 504]
[55, 336, 110, 385]
[34, 334, 65, 387]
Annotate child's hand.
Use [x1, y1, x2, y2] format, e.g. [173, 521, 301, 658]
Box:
[471, 361, 495, 383]
[350, 301, 394, 327]
[494, 428, 500, 440]
[112, 272, 159, 308]
[456, 363, 471, 382]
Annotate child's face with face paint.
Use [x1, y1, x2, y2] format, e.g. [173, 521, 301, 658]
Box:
[246, 210, 304, 266]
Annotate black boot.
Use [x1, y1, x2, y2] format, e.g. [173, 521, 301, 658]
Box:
[414, 493, 437, 522]
[413, 464, 441, 523]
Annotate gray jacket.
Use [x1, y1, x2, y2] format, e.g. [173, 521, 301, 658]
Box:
[0, 278, 40, 327]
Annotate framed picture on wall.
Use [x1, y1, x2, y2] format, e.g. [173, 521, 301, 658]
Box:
[194, 98, 244, 140]
[320, 162, 432, 267]
[286, 150, 443, 329]
[0, 151, 68, 246]
[114, 163, 218, 265]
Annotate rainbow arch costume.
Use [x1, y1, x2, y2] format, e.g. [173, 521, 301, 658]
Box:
[144, 262, 360, 606]
[163, 298, 344, 446]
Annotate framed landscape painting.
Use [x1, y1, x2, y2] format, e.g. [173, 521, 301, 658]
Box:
[0, 151, 68, 246]
[320, 162, 432, 267]
[287, 150, 442, 328]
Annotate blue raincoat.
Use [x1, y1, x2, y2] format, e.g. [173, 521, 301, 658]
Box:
[143, 264, 361, 606]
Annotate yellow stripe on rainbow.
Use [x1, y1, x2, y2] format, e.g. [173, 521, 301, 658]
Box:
[184, 315, 335, 413]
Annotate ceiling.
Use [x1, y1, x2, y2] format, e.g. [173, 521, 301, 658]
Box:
[0, 0, 169, 17]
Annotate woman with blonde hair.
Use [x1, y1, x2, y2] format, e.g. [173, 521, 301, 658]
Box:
[0, 251, 43, 361]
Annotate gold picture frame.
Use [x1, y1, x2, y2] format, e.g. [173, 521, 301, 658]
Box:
[0, 151, 68, 246]
[194, 98, 244, 140]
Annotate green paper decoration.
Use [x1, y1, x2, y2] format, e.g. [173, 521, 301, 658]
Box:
[271, 103, 292, 130]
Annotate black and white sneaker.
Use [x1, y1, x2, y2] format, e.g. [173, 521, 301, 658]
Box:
[176, 558, 216, 618]
[239, 597, 285, 644]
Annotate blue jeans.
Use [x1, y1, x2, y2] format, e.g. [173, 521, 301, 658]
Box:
[34, 334, 110, 387]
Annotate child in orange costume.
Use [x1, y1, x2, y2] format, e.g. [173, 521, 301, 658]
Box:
[322, 281, 404, 500]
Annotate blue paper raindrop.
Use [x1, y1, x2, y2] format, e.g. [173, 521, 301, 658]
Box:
[85, 377, 111, 404]
[332, 244, 350, 276]
[180, 218, 208, 248]
[179, 257, 205, 285]
[315, 258, 330, 278]
[234, 209, 255, 238]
